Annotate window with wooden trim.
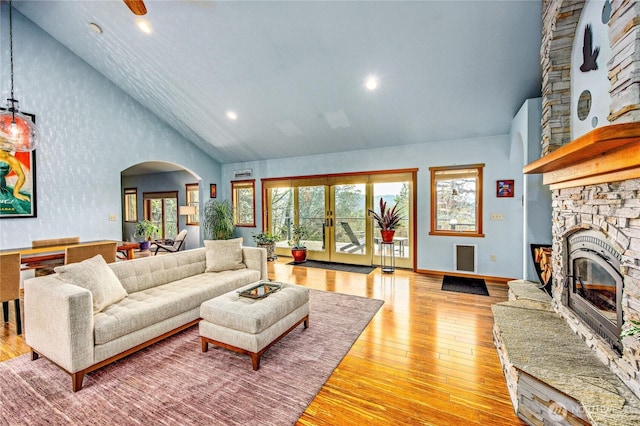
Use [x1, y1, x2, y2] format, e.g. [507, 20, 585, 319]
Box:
[232, 180, 256, 227]
[185, 183, 200, 225]
[124, 188, 138, 223]
[430, 164, 484, 237]
[143, 191, 178, 239]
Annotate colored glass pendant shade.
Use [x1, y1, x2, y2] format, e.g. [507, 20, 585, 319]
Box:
[1, 1, 40, 152]
[0, 99, 39, 152]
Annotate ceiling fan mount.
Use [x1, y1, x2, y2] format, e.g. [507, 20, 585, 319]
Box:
[123, 0, 147, 16]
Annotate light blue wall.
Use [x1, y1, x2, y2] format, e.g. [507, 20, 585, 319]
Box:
[222, 133, 525, 279]
[0, 7, 220, 249]
[510, 98, 552, 281]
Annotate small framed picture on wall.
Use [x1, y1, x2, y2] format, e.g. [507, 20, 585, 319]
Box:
[210, 184, 217, 198]
[496, 180, 514, 198]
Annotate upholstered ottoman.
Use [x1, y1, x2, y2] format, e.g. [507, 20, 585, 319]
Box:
[199, 282, 309, 370]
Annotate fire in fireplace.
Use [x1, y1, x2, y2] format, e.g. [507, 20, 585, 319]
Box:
[565, 230, 623, 354]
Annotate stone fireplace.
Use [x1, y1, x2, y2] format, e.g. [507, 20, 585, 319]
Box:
[527, 0, 640, 403]
[523, 121, 640, 402]
[492, 1, 640, 423]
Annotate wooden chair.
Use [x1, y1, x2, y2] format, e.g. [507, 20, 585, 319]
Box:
[30, 236, 81, 275]
[153, 230, 188, 255]
[32, 236, 80, 248]
[64, 241, 118, 265]
[339, 222, 366, 254]
[0, 252, 22, 335]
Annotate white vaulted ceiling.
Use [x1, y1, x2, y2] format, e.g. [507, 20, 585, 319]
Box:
[13, 0, 542, 164]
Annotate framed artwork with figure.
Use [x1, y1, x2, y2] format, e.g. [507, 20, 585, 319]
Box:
[210, 184, 217, 198]
[0, 110, 37, 218]
[496, 179, 514, 198]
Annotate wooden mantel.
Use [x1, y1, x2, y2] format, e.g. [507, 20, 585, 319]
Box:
[523, 122, 640, 189]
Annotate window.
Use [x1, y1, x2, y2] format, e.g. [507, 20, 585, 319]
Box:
[232, 180, 255, 227]
[124, 188, 137, 222]
[143, 191, 178, 239]
[185, 183, 200, 225]
[430, 164, 484, 237]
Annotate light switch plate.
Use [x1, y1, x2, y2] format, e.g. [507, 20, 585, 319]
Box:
[490, 213, 503, 221]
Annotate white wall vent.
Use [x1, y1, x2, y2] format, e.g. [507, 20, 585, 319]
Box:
[454, 244, 477, 274]
[233, 168, 253, 178]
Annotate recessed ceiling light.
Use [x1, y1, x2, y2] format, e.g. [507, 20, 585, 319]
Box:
[88, 22, 102, 34]
[137, 19, 152, 34]
[226, 111, 238, 121]
[365, 76, 379, 91]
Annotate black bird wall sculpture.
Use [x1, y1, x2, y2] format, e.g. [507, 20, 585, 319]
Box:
[580, 24, 599, 72]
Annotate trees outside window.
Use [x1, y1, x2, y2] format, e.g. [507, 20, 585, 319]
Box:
[232, 180, 255, 227]
[124, 188, 137, 222]
[430, 164, 484, 237]
[185, 183, 199, 225]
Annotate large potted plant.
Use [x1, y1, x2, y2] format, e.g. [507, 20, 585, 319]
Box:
[252, 231, 278, 261]
[202, 199, 235, 240]
[369, 198, 402, 243]
[134, 219, 159, 250]
[288, 223, 309, 263]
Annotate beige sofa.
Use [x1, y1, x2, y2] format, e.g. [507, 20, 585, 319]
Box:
[24, 244, 267, 392]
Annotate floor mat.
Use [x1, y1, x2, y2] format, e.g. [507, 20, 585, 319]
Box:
[287, 259, 375, 274]
[441, 275, 489, 296]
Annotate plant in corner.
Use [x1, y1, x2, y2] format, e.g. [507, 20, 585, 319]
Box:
[621, 319, 640, 341]
[252, 231, 278, 261]
[288, 223, 309, 263]
[369, 197, 402, 243]
[134, 219, 159, 250]
[203, 199, 235, 240]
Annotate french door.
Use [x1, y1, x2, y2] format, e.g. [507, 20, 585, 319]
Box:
[264, 171, 415, 268]
[143, 191, 178, 240]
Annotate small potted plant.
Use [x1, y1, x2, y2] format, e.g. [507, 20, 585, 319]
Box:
[288, 223, 309, 263]
[369, 198, 402, 243]
[135, 219, 159, 250]
[252, 231, 278, 261]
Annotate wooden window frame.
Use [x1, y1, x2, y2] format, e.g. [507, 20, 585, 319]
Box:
[429, 164, 484, 238]
[143, 191, 179, 239]
[124, 188, 138, 223]
[232, 180, 256, 227]
[185, 183, 200, 226]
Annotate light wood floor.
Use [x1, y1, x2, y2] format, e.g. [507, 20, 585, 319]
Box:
[1, 258, 525, 425]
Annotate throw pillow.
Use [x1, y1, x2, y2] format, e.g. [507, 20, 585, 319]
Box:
[54, 254, 128, 314]
[205, 238, 247, 272]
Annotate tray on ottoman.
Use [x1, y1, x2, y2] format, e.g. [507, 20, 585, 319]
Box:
[237, 281, 281, 299]
[199, 282, 309, 370]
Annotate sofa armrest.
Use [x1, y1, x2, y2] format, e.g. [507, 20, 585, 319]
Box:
[24, 276, 94, 373]
[242, 246, 268, 280]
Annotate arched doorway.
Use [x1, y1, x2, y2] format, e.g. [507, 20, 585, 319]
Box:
[120, 161, 202, 251]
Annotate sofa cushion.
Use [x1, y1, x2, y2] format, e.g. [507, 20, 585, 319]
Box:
[54, 255, 128, 314]
[93, 268, 261, 345]
[110, 248, 206, 294]
[205, 238, 246, 272]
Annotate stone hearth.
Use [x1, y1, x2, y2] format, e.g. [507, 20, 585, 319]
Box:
[493, 281, 640, 424]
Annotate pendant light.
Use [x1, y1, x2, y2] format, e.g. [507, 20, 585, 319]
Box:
[0, 1, 39, 152]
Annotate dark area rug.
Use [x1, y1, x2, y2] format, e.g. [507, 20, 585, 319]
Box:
[441, 275, 490, 296]
[287, 259, 375, 274]
[0, 290, 383, 426]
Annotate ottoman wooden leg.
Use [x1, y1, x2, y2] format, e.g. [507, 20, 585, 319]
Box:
[251, 353, 261, 370]
[201, 337, 209, 352]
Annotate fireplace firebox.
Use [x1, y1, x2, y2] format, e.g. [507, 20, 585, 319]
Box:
[565, 230, 624, 354]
